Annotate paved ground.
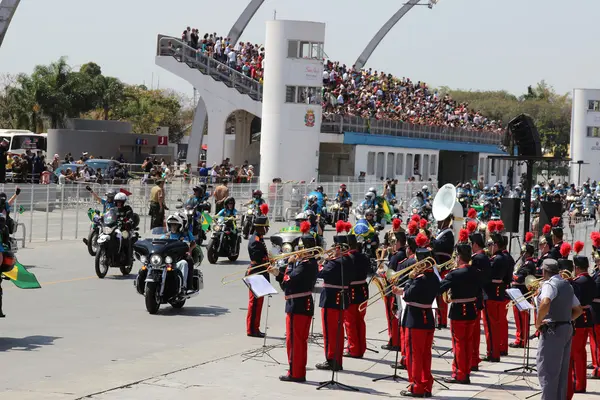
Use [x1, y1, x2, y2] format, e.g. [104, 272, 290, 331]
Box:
[1, 223, 598, 399]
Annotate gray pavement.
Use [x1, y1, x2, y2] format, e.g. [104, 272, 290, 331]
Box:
[1, 223, 598, 400]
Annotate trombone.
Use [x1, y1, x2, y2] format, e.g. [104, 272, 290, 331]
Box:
[506, 275, 543, 308]
[220, 247, 324, 285]
[359, 257, 436, 312]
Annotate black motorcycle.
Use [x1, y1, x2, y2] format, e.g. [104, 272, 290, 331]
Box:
[206, 216, 241, 264]
[178, 199, 210, 246]
[270, 229, 304, 254]
[241, 204, 259, 240]
[133, 238, 203, 314]
[94, 208, 139, 278]
[82, 208, 102, 256]
[329, 200, 352, 226]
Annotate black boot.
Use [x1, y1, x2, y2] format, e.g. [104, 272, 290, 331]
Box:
[0, 293, 5, 318]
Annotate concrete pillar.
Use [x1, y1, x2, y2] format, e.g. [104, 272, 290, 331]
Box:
[205, 109, 228, 168]
[186, 97, 207, 167]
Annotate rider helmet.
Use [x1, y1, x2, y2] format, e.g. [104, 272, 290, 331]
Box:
[557, 184, 564, 189]
[114, 192, 127, 208]
[316, 185, 324, 192]
[339, 184, 347, 190]
[105, 190, 116, 203]
[534, 184, 541, 190]
[225, 197, 235, 208]
[166, 214, 184, 234]
[483, 186, 490, 192]
[365, 192, 375, 202]
[415, 191, 424, 198]
[465, 182, 471, 188]
[422, 185, 429, 191]
[368, 187, 377, 195]
[307, 194, 318, 204]
[365, 209, 375, 218]
[252, 189, 263, 198]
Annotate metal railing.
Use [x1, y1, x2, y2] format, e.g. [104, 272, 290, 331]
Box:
[157, 35, 263, 101]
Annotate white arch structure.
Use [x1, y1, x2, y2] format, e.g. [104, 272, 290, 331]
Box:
[0, 0, 20, 48]
[354, 0, 438, 70]
[227, 0, 265, 44]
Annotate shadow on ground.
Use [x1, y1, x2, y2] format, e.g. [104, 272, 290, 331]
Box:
[0, 335, 61, 352]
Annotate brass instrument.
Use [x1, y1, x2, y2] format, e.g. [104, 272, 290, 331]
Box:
[432, 183, 464, 237]
[358, 257, 436, 312]
[220, 247, 325, 285]
[506, 275, 544, 308]
[559, 269, 574, 280]
[442, 289, 452, 304]
[437, 258, 457, 273]
[322, 244, 350, 261]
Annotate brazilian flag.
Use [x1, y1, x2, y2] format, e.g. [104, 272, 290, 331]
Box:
[352, 218, 375, 238]
[382, 199, 393, 223]
[201, 212, 213, 232]
[2, 260, 41, 289]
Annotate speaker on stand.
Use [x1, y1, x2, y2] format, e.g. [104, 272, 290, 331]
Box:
[501, 198, 521, 254]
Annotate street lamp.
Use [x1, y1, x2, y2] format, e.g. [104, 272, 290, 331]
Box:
[572, 160, 588, 187]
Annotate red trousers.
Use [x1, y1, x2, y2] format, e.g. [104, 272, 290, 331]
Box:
[499, 299, 509, 353]
[568, 327, 590, 395]
[384, 296, 401, 347]
[472, 311, 482, 368]
[405, 328, 435, 395]
[450, 319, 477, 381]
[483, 300, 504, 359]
[436, 295, 448, 326]
[246, 290, 264, 335]
[322, 308, 344, 365]
[512, 306, 530, 346]
[343, 303, 367, 357]
[590, 324, 600, 378]
[285, 313, 311, 379]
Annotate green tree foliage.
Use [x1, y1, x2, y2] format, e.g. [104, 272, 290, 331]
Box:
[440, 81, 572, 159]
[0, 58, 190, 143]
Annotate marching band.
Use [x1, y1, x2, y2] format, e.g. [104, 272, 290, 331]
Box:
[226, 183, 600, 399]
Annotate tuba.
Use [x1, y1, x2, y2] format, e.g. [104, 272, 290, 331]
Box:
[432, 184, 464, 238]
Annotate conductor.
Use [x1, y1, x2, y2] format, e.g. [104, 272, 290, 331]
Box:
[535, 259, 583, 400]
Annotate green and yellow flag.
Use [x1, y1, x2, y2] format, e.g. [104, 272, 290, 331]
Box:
[2, 260, 41, 289]
[382, 199, 393, 223]
[201, 212, 213, 232]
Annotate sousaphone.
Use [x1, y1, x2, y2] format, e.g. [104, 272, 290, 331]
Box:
[432, 183, 464, 237]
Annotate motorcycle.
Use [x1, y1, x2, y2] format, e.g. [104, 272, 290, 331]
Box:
[241, 204, 258, 240]
[178, 199, 210, 246]
[206, 216, 241, 264]
[329, 200, 352, 226]
[94, 208, 139, 278]
[82, 208, 101, 256]
[407, 197, 430, 220]
[133, 238, 203, 314]
[270, 227, 304, 255]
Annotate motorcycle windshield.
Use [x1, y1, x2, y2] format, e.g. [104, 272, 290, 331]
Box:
[270, 232, 302, 248]
[104, 209, 118, 226]
[408, 197, 424, 209]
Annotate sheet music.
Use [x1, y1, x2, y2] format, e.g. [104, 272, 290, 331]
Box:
[243, 275, 278, 298]
[432, 297, 438, 309]
[433, 266, 442, 282]
[506, 288, 534, 312]
[397, 294, 405, 319]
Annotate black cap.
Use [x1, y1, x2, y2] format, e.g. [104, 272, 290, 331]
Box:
[457, 243, 472, 260]
[552, 226, 563, 238]
[490, 232, 505, 245]
[469, 232, 485, 248]
[253, 215, 269, 227]
[573, 255, 589, 270]
[333, 235, 349, 245]
[406, 236, 417, 252]
[299, 235, 316, 249]
[557, 258, 573, 272]
[347, 234, 358, 250]
[416, 248, 432, 261]
[394, 231, 407, 243]
[522, 243, 535, 255]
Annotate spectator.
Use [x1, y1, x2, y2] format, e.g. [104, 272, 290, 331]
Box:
[199, 162, 209, 182]
[213, 179, 229, 214]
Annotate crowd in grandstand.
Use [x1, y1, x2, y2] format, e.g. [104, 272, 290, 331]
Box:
[176, 27, 502, 133]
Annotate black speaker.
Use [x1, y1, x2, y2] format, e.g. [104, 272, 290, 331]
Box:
[539, 201, 562, 233]
[507, 114, 542, 157]
[500, 198, 520, 233]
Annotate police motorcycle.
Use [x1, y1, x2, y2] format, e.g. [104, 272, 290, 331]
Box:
[206, 213, 241, 264]
[270, 212, 310, 255]
[133, 218, 203, 314]
[408, 195, 429, 220]
[84, 208, 102, 256]
[94, 199, 140, 278]
[456, 186, 473, 214]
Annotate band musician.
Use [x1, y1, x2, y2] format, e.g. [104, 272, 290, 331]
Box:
[439, 231, 481, 385]
[392, 242, 440, 397]
[431, 213, 455, 330]
[510, 232, 536, 348]
[246, 214, 270, 338]
[268, 230, 319, 383]
[590, 232, 600, 379]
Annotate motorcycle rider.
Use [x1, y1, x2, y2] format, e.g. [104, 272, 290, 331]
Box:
[336, 184, 352, 204]
[245, 190, 266, 211]
[478, 202, 494, 222]
[422, 185, 431, 202]
[161, 214, 196, 292]
[0, 187, 20, 234]
[361, 209, 380, 257]
[113, 192, 137, 265]
[87, 187, 116, 213]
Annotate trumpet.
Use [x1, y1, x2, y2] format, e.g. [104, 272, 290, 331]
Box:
[437, 258, 457, 272]
[220, 247, 325, 285]
[358, 257, 436, 312]
[322, 244, 351, 261]
[506, 275, 544, 309]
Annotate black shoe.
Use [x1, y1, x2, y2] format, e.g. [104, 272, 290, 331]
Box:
[471, 366, 479, 372]
[482, 357, 500, 363]
[279, 375, 306, 383]
[316, 360, 342, 371]
[574, 389, 586, 394]
[391, 363, 406, 370]
[400, 390, 426, 398]
[500, 351, 508, 356]
[509, 343, 524, 349]
[443, 377, 471, 384]
[529, 333, 538, 340]
[590, 374, 600, 379]
[424, 392, 432, 398]
[343, 352, 363, 359]
[0, 296, 4, 318]
[588, 363, 594, 370]
[381, 344, 400, 351]
[247, 331, 265, 338]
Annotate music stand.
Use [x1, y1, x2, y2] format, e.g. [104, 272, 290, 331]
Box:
[317, 253, 359, 392]
[241, 275, 283, 364]
[503, 289, 536, 374]
[373, 307, 406, 383]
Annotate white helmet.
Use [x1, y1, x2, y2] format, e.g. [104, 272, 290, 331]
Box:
[422, 185, 429, 191]
[166, 214, 184, 232]
[365, 191, 375, 201]
[114, 192, 127, 202]
[368, 187, 377, 195]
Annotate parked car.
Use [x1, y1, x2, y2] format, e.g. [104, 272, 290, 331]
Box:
[53, 160, 128, 183]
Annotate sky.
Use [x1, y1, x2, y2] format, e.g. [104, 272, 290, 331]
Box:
[1, 0, 599, 100]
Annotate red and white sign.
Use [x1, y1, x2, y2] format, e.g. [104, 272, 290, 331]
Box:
[158, 136, 168, 146]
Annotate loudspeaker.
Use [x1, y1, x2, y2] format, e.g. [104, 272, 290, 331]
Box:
[507, 114, 542, 157]
[539, 201, 562, 232]
[500, 198, 521, 233]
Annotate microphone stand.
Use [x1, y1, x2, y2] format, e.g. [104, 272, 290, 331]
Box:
[317, 253, 358, 392]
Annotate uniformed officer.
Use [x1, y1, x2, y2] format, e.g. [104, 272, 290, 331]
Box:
[467, 220, 490, 371]
[535, 259, 583, 400]
[510, 232, 536, 348]
[316, 240, 352, 371]
[482, 221, 510, 362]
[246, 214, 270, 338]
[270, 232, 318, 382]
[549, 217, 564, 260]
[344, 233, 372, 358]
[590, 233, 600, 379]
[431, 213, 455, 329]
[384, 217, 404, 248]
[567, 246, 595, 396]
[439, 236, 480, 385]
[500, 230, 515, 356]
[557, 242, 574, 273]
[394, 246, 440, 397]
